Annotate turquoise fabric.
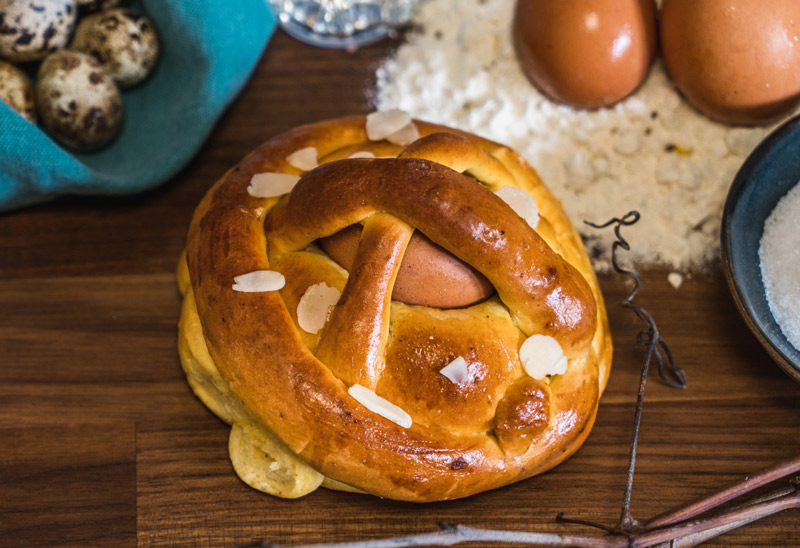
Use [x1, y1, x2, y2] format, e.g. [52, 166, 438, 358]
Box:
[0, 0, 275, 211]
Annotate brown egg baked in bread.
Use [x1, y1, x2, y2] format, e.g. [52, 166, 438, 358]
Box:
[177, 114, 612, 502]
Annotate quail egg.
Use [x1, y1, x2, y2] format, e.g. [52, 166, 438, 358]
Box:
[36, 50, 123, 151]
[0, 0, 77, 62]
[0, 60, 36, 123]
[71, 8, 159, 89]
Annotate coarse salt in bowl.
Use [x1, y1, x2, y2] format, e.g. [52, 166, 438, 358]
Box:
[721, 113, 800, 384]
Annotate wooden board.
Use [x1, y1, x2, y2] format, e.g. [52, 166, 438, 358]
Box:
[1, 31, 799, 548]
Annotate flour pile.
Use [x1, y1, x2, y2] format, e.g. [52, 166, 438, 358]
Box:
[376, 0, 797, 271]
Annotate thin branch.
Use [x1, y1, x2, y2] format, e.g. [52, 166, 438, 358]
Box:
[584, 212, 686, 390]
[617, 333, 651, 530]
[583, 212, 687, 530]
[238, 523, 626, 548]
[237, 485, 800, 548]
[632, 491, 800, 547]
[643, 455, 800, 530]
[555, 513, 616, 533]
[649, 482, 799, 548]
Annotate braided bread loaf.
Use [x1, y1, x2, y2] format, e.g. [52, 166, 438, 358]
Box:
[177, 114, 612, 502]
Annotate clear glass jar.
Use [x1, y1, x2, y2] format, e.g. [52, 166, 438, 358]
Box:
[268, 0, 418, 49]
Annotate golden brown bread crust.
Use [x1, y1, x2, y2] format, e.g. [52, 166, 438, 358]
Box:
[265, 154, 596, 356]
[182, 115, 613, 502]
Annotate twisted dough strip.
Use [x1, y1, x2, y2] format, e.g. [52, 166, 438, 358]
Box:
[183, 115, 612, 501]
[267, 143, 596, 356]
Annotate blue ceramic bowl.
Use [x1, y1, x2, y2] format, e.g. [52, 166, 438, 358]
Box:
[721, 113, 800, 384]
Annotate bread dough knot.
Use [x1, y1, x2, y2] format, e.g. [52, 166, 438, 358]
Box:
[179, 115, 612, 501]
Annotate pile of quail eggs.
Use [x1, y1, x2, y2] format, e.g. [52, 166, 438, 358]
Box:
[0, 0, 160, 151]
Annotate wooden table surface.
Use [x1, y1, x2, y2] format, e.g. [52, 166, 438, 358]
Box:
[2, 30, 799, 548]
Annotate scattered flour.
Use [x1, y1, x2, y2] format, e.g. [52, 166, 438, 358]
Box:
[375, 0, 798, 271]
[667, 272, 684, 290]
[759, 183, 800, 352]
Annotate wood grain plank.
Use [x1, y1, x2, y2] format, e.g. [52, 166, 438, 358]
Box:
[0, 424, 136, 548]
[0, 274, 196, 427]
[135, 398, 800, 548]
[1, 25, 799, 548]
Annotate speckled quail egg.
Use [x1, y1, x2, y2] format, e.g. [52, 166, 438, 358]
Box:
[71, 8, 159, 89]
[36, 50, 123, 151]
[77, 0, 125, 12]
[0, 60, 36, 123]
[0, 0, 77, 62]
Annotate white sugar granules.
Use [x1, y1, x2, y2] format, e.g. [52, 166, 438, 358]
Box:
[759, 183, 800, 351]
[375, 0, 799, 271]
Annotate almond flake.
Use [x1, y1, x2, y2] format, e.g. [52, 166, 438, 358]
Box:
[386, 121, 420, 146]
[348, 384, 412, 428]
[286, 146, 318, 171]
[247, 172, 300, 198]
[439, 356, 469, 384]
[297, 282, 341, 334]
[520, 334, 567, 380]
[495, 186, 539, 229]
[232, 270, 285, 292]
[348, 151, 376, 159]
[366, 109, 412, 141]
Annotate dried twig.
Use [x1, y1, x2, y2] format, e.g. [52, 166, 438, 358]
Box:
[582, 212, 686, 533]
[644, 458, 800, 530]
[236, 524, 619, 548]
[235, 212, 799, 548]
[234, 483, 800, 548]
[584, 211, 687, 391]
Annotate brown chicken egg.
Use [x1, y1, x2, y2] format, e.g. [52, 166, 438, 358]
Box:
[660, 0, 800, 126]
[320, 224, 495, 309]
[513, 0, 657, 109]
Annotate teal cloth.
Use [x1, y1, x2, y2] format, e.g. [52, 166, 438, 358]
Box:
[0, 0, 275, 211]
